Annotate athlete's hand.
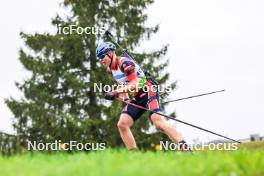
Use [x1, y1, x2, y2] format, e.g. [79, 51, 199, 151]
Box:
[104, 91, 119, 100]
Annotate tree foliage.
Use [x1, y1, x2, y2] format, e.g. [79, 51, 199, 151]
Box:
[6, 0, 173, 150]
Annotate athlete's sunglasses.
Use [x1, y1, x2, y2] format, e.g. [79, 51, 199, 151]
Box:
[99, 54, 112, 61]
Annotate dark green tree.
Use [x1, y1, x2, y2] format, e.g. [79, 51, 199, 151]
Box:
[6, 0, 174, 150]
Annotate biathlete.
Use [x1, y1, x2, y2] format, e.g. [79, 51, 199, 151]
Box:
[96, 41, 188, 151]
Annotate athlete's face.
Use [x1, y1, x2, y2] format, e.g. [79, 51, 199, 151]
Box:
[101, 51, 115, 67]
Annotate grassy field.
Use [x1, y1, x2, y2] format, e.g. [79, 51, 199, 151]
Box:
[238, 141, 264, 150]
[1, 145, 264, 176]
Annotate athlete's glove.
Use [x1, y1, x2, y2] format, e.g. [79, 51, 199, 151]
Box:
[104, 91, 119, 100]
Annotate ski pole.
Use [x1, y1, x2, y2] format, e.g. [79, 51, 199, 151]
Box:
[162, 90, 225, 104]
[114, 97, 241, 143]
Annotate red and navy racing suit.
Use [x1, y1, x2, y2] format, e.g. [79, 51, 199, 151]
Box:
[109, 56, 162, 121]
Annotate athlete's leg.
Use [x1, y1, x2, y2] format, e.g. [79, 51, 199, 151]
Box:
[117, 113, 137, 150]
[150, 113, 183, 143]
[145, 82, 187, 148]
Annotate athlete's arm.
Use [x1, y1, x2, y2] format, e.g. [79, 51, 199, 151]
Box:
[115, 77, 139, 93]
[115, 59, 139, 93]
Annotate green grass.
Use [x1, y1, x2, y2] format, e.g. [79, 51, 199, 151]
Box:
[238, 141, 264, 150]
[1, 148, 264, 176]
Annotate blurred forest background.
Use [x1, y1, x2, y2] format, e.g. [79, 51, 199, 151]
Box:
[1, 0, 175, 154]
